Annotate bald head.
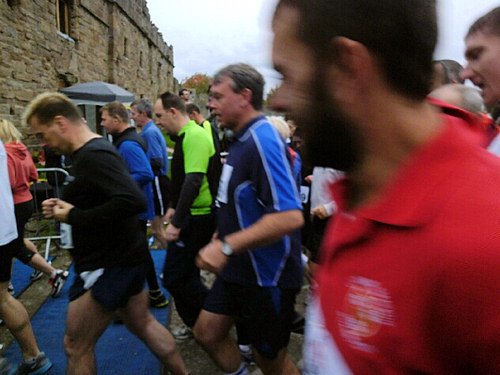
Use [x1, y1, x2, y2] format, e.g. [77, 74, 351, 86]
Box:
[429, 84, 484, 114]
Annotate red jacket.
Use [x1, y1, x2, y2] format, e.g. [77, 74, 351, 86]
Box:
[5, 142, 38, 204]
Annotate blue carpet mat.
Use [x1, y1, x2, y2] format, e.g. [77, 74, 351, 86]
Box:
[4, 249, 170, 375]
[10, 257, 54, 298]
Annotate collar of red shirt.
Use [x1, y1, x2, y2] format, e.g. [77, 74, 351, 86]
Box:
[331, 114, 480, 228]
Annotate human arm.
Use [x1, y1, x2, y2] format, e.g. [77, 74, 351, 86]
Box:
[64, 148, 146, 228]
[142, 126, 168, 175]
[165, 207, 175, 223]
[196, 209, 303, 273]
[29, 156, 38, 183]
[311, 201, 337, 219]
[42, 198, 73, 222]
[164, 173, 203, 242]
[170, 173, 203, 228]
[6, 153, 16, 190]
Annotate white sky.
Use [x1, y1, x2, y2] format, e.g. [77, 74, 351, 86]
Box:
[147, 0, 499, 93]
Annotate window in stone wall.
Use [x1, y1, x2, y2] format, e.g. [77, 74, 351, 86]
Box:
[139, 51, 143, 68]
[158, 62, 162, 80]
[124, 37, 128, 59]
[148, 44, 153, 76]
[56, 0, 70, 36]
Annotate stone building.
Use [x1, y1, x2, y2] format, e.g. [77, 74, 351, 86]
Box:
[0, 0, 175, 146]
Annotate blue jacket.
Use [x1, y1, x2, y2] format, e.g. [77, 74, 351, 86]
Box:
[114, 128, 155, 221]
[141, 121, 169, 177]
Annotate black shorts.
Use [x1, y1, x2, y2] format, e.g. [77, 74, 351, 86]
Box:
[204, 277, 299, 359]
[14, 200, 36, 264]
[0, 240, 15, 282]
[69, 264, 146, 311]
[0, 200, 36, 281]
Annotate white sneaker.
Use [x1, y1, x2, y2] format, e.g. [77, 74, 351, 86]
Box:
[49, 269, 69, 297]
[171, 325, 193, 340]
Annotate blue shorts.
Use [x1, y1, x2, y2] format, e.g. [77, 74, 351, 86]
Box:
[203, 277, 299, 359]
[69, 264, 146, 311]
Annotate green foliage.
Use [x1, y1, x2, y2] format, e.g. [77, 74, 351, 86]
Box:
[264, 86, 279, 108]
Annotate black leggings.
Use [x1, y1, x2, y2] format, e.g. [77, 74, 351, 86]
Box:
[14, 200, 36, 264]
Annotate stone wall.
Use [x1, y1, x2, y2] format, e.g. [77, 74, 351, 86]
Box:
[0, 0, 175, 147]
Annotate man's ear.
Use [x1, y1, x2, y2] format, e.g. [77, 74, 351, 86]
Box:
[329, 36, 373, 104]
[53, 115, 68, 131]
[239, 88, 253, 107]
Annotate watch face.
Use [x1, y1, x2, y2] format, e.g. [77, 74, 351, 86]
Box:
[222, 242, 233, 256]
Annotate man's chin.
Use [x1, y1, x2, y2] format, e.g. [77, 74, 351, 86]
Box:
[293, 108, 359, 171]
[51, 147, 68, 156]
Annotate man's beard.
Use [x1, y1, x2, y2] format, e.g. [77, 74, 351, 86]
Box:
[293, 70, 360, 172]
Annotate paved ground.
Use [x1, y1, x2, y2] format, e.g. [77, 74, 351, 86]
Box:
[0, 242, 307, 374]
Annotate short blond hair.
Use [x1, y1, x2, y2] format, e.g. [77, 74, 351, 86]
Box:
[267, 115, 290, 139]
[22, 91, 82, 127]
[0, 119, 23, 144]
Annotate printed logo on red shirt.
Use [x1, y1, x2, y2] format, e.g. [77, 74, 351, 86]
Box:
[337, 276, 395, 353]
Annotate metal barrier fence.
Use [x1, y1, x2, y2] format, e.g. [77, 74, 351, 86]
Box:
[26, 168, 71, 260]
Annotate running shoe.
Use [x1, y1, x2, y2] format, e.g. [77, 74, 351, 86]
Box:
[14, 352, 52, 375]
[239, 346, 256, 366]
[30, 270, 43, 282]
[49, 269, 69, 298]
[171, 325, 193, 340]
[148, 290, 169, 308]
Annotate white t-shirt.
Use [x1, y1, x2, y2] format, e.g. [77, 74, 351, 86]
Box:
[310, 167, 343, 216]
[0, 141, 17, 246]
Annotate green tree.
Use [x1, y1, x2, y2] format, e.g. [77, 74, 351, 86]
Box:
[181, 73, 212, 95]
[264, 86, 279, 108]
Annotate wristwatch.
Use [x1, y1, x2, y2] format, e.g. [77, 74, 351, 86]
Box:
[221, 241, 234, 257]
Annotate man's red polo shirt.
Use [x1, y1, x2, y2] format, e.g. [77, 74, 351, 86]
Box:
[315, 113, 500, 374]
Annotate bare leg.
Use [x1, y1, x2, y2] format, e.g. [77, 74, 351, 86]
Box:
[27, 254, 56, 276]
[0, 281, 40, 360]
[23, 239, 38, 254]
[119, 290, 187, 375]
[24, 239, 56, 276]
[193, 309, 241, 373]
[64, 290, 113, 375]
[253, 349, 300, 375]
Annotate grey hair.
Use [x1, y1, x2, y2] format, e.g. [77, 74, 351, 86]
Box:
[131, 98, 153, 118]
[213, 63, 265, 110]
